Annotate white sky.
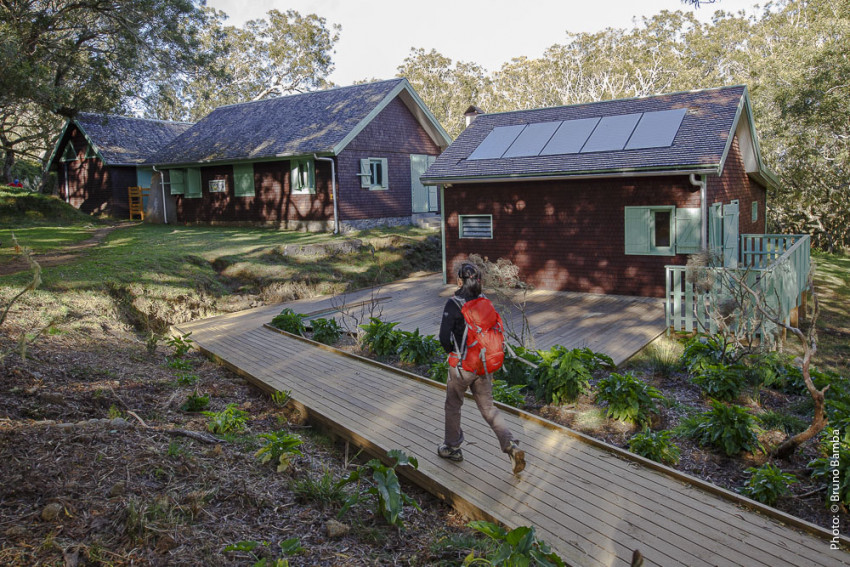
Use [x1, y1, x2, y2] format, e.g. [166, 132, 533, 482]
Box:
[206, 0, 767, 86]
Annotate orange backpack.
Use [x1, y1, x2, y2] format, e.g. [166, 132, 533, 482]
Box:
[450, 296, 505, 376]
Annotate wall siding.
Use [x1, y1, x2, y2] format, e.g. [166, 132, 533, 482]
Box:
[336, 97, 442, 221]
[444, 138, 767, 297]
[708, 136, 767, 235]
[174, 160, 334, 226]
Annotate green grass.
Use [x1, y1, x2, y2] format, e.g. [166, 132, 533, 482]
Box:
[809, 251, 850, 376]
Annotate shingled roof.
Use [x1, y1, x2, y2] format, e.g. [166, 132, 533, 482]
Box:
[69, 113, 193, 166]
[146, 78, 450, 166]
[421, 85, 775, 186]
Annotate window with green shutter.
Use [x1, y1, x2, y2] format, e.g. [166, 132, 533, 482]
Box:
[233, 163, 255, 197]
[169, 169, 185, 195]
[291, 159, 315, 194]
[625, 206, 699, 256]
[185, 168, 202, 198]
[359, 158, 388, 190]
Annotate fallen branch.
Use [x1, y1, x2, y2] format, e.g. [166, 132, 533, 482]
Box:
[127, 409, 221, 444]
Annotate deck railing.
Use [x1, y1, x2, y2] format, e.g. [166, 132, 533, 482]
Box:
[666, 234, 811, 334]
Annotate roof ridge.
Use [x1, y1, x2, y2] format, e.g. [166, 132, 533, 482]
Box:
[76, 112, 195, 126]
[210, 78, 405, 112]
[475, 84, 747, 119]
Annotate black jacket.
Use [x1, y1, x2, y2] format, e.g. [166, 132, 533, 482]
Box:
[439, 291, 477, 353]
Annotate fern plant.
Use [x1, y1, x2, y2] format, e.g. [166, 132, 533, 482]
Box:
[676, 401, 761, 456]
[535, 346, 611, 405]
[739, 463, 797, 506]
[359, 317, 401, 358]
[628, 429, 681, 465]
[270, 308, 306, 336]
[311, 317, 342, 345]
[595, 372, 664, 425]
[464, 521, 566, 567]
[396, 328, 442, 365]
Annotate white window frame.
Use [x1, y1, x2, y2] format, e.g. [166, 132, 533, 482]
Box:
[209, 179, 226, 193]
[459, 214, 493, 239]
[291, 158, 316, 195]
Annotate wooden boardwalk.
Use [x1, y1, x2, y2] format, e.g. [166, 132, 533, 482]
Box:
[176, 276, 848, 567]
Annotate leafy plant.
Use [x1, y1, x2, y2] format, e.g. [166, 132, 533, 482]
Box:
[359, 317, 401, 358]
[692, 363, 746, 402]
[223, 538, 303, 567]
[311, 317, 342, 345]
[739, 463, 797, 506]
[396, 328, 442, 366]
[203, 403, 249, 434]
[464, 520, 566, 567]
[680, 333, 733, 373]
[429, 359, 449, 384]
[165, 332, 194, 357]
[337, 449, 421, 528]
[181, 392, 210, 412]
[270, 309, 306, 336]
[628, 429, 681, 465]
[175, 371, 198, 386]
[166, 357, 194, 371]
[534, 345, 610, 405]
[496, 345, 541, 387]
[270, 389, 291, 407]
[643, 338, 683, 379]
[492, 380, 526, 408]
[107, 404, 122, 419]
[756, 410, 807, 435]
[676, 401, 761, 456]
[808, 432, 850, 507]
[595, 372, 664, 425]
[255, 431, 303, 473]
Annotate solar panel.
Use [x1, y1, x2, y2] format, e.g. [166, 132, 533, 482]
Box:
[539, 117, 599, 156]
[580, 113, 641, 153]
[502, 121, 561, 158]
[624, 108, 687, 150]
[467, 125, 526, 160]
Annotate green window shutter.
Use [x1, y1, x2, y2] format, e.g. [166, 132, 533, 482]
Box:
[624, 207, 651, 255]
[233, 163, 255, 197]
[379, 158, 388, 189]
[675, 207, 702, 254]
[359, 158, 371, 188]
[170, 169, 185, 195]
[185, 167, 202, 198]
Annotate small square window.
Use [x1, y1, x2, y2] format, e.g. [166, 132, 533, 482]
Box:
[359, 158, 388, 190]
[209, 179, 226, 193]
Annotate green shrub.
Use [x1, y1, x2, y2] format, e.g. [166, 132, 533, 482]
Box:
[692, 363, 745, 402]
[676, 401, 761, 456]
[535, 346, 611, 405]
[808, 432, 850, 507]
[496, 345, 541, 387]
[359, 317, 401, 358]
[165, 332, 194, 357]
[270, 308, 306, 336]
[175, 372, 198, 386]
[290, 467, 348, 509]
[396, 328, 442, 365]
[255, 431, 303, 472]
[739, 463, 797, 506]
[465, 521, 566, 567]
[756, 410, 807, 435]
[595, 372, 664, 425]
[492, 380, 525, 408]
[429, 359, 449, 383]
[203, 403, 249, 434]
[628, 429, 681, 465]
[310, 317, 342, 345]
[166, 357, 194, 371]
[743, 351, 796, 390]
[681, 333, 733, 373]
[180, 393, 210, 412]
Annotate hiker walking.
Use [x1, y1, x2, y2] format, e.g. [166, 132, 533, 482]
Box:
[437, 262, 525, 474]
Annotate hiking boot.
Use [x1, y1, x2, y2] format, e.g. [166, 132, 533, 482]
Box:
[437, 443, 463, 462]
[508, 442, 525, 474]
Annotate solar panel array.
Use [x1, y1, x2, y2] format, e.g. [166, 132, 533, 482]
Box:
[467, 108, 687, 161]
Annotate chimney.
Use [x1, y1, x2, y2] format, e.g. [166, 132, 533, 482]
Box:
[464, 105, 484, 128]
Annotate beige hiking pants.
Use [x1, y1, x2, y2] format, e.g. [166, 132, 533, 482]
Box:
[443, 363, 515, 453]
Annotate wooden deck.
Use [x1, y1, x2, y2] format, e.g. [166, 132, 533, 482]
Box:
[176, 275, 849, 567]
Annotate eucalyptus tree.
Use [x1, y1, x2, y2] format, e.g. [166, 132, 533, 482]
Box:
[397, 48, 492, 138]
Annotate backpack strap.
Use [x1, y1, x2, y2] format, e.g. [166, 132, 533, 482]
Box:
[450, 296, 468, 360]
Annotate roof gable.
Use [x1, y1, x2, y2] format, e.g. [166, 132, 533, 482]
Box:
[422, 86, 769, 184]
[147, 79, 450, 166]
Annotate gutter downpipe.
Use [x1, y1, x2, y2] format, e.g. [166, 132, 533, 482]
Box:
[153, 165, 167, 224]
[314, 155, 339, 234]
[690, 173, 707, 249]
